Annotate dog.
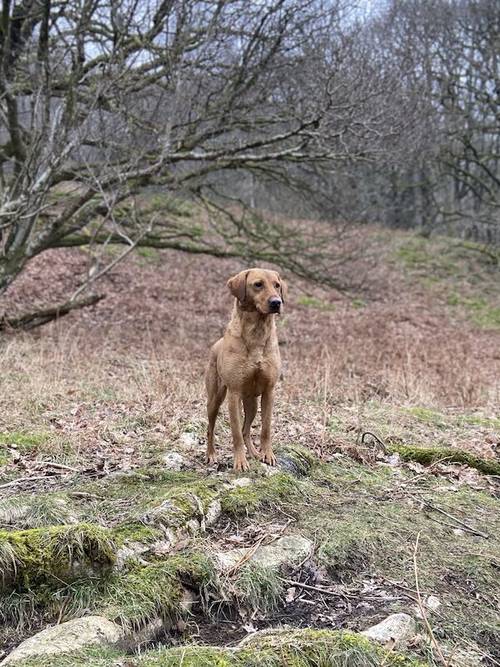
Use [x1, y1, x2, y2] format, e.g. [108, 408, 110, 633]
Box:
[205, 268, 287, 471]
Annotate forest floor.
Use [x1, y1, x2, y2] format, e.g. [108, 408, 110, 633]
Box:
[0, 221, 499, 666]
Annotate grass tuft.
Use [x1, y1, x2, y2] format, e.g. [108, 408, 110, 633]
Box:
[0, 495, 77, 530]
[234, 562, 284, 614]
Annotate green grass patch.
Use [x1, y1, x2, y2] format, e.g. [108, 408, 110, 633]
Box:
[0, 431, 51, 453]
[302, 457, 500, 653]
[447, 293, 500, 328]
[18, 629, 429, 666]
[0, 494, 77, 530]
[297, 295, 336, 311]
[90, 553, 215, 629]
[456, 414, 500, 429]
[402, 407, 447, 427]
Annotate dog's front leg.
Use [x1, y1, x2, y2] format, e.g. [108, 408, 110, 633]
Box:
[228, 391, 249, 471]
[260, 388, 277, 466]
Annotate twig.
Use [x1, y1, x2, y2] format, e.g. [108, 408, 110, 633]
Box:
[36, 461, 80, 473]
[360, 431, 387, 453]
[0, 476, 49, 489]
[282, 578, 354, 599]
[281, 579, 390, 602]
[68, 491, 104, 500]
[413, 532, 449, 667]
[408, 493, 490, 539]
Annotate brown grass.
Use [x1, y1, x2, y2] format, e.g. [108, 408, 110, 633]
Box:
[0, 226, 499, 480]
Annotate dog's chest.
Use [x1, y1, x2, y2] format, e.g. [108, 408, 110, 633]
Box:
[246, 348, 279, 383]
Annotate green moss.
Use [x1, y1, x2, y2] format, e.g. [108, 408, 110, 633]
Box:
[0, 524, 116, 590]
[19, 646, 126, 667]
[220, 473, 299, 518]
[388, 443, 500, 475]
[297, 295, 335, 311]
[145, 480, 221, 529]
[136, 629, 428, 666]
[111, 522, 162, 546]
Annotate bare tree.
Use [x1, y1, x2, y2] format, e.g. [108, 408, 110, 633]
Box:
[0, 0, 398, 326]
[361, 0, 500, 252]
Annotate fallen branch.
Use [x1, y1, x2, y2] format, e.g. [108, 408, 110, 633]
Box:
[35, 461, 80, 473]
[0, 475, 50, 489]
[408, 493, 490, 539]
[0, 293, 105, 332]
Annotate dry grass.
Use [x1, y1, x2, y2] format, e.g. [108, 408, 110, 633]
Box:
[0, 226, 499, 480]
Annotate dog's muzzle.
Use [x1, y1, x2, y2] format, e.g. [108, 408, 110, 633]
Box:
[268, 297, 282, 313]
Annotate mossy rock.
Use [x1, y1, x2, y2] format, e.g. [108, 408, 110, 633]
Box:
[139, 628, 428, 666]
[0, 524, 116, 590]
[277, 445, 317, 476]
[18, 629, 428, 666]
[220, 472, 299, 518]
[388, 444, 500, 475]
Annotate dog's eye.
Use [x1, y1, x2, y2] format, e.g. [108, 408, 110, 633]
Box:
[275, 283, 280, 289]
[254, 282, 263, 288]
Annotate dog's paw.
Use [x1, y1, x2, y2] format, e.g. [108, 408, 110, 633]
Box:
[246, 443, 260, 459]
[233, 454, 250, 471]
[260, 450, 277, 466]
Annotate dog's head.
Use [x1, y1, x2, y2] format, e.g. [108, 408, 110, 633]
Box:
[227, 268, 287, 315]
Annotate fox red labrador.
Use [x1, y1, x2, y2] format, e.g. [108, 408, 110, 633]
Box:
[205, 268, 287, 471]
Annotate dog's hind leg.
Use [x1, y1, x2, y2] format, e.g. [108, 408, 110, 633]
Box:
[206, 351, 226, 464]
[206, 383, 226, 464]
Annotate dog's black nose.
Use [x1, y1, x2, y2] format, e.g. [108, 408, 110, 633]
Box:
[268, 297, 282, 312]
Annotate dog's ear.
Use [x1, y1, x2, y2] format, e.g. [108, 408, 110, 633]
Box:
[277, 274, 288, 304]
[227, 270, 249, 303]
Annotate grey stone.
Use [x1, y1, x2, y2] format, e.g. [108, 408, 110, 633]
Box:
[162, 451, 187, 471]
[179, 432, 197, 448]
[1, 616, 123, 665]
[446, 646, 483, 667]
[115, 541, 150, 569]
[361, 613, 417, 647]
[217, 535, 313, 573]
